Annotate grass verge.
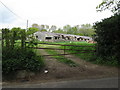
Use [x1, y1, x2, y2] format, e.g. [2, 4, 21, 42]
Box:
[45, 49, 78, 67]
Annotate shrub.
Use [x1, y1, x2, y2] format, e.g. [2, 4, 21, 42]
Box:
[2, 28, 45, 76]
[2, 47, 44, 75]
[93, 14, 120, 66]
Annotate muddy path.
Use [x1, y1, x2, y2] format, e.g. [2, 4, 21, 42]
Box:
[55, 49, 118, 77]
[3, 48, 118, 86]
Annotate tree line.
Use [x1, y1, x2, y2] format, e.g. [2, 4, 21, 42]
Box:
[31, 24, 95, 37]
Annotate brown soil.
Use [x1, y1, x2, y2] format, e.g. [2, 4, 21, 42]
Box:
[3, 49, 118, 86]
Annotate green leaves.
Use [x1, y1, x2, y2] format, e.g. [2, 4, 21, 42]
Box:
[2, 27, 45, 76]
[54, 24, 95, 37]
[27, 27, 39, 36]
[93, 14, 120, 66]
[2, 48, 44, 75]
[96, 0, 119, 14]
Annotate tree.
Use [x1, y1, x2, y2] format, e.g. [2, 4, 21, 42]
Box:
[32, 23, 40, 29]
[96, 0, 120, 14]
[81, 24, 92, 29]
[2, 28, 10, 48]
[45, 25, 49, 31]
[94, 14, 120, 63]
[41, 29, 47, 32]
[78, 24, 95, 36]
[32, 24, 49, 32]
[53, 28, 66, 34]
[63, 25, 72, 33]
[70, 27, 78, 35]
[50, 25, 57, 32]
[11, 27, 22, 40]
[39, 25, 45, 30]
[27, 27, 39, 35]
[60, 24, 95, 36]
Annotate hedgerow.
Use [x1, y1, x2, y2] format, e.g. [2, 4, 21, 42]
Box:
[2, 28, 44, 76]
[93, 14, 120, 66]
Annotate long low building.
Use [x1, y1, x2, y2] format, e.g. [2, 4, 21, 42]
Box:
[34, 31, 93, 42]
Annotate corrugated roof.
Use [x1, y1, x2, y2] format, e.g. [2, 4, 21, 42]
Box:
[34, 31, 92, 39]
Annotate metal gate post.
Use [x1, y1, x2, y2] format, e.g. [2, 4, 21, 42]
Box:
[64, 45, 65, 56]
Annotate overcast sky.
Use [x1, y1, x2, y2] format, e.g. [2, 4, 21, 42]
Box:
[0, 0, 113, 29]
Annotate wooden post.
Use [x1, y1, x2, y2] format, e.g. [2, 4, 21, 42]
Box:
[5, 29, 10, 49]
[21, 30, 26, 49]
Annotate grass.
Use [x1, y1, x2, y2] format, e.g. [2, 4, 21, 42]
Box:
[25, 40, 118, 67]
[45, 49, 78, 67]
[59, 42, 96, 61]
[54, 41, 118, 67]
[35, 41, 96, 62]
[51, 41, 94, 45]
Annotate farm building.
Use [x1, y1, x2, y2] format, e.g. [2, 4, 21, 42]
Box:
[34, 31, 92, 42]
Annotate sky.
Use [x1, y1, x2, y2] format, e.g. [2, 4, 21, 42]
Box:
[0, 0, 113, 29]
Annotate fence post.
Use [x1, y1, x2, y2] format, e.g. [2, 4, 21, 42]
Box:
[64, 45, 65, 56]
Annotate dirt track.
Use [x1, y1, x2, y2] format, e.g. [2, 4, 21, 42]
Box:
[3, 49, 118, 86]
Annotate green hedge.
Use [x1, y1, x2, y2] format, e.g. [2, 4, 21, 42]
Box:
[2, 47, 44, 75]
[2, 28, 45, 76]
[93, 14, 120, 66]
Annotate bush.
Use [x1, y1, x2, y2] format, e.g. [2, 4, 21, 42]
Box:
[2, 48, 44, 75]
[2, 28, 45, 76]
[90, 56, 119, 66]
[93, 14, 120, 66]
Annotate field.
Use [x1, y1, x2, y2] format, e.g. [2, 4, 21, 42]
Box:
[38, 41, 117, 66]
[37, 41, 96, 63]
[57, 41, 96, 61]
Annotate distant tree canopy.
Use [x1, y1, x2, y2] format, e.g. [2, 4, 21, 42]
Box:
[31, 23, 95, 37]
[31, 24, 57, 32]
[53, 28, 66, 34]
[96, 0, 120, 14]
[27, 27, 39, 35]
[54, 24, 95, 37]
[78, 24, 95, 36]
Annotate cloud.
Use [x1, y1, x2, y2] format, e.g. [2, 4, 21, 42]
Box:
[0, 0, 113, 29]
[0, 3, 17, 24]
